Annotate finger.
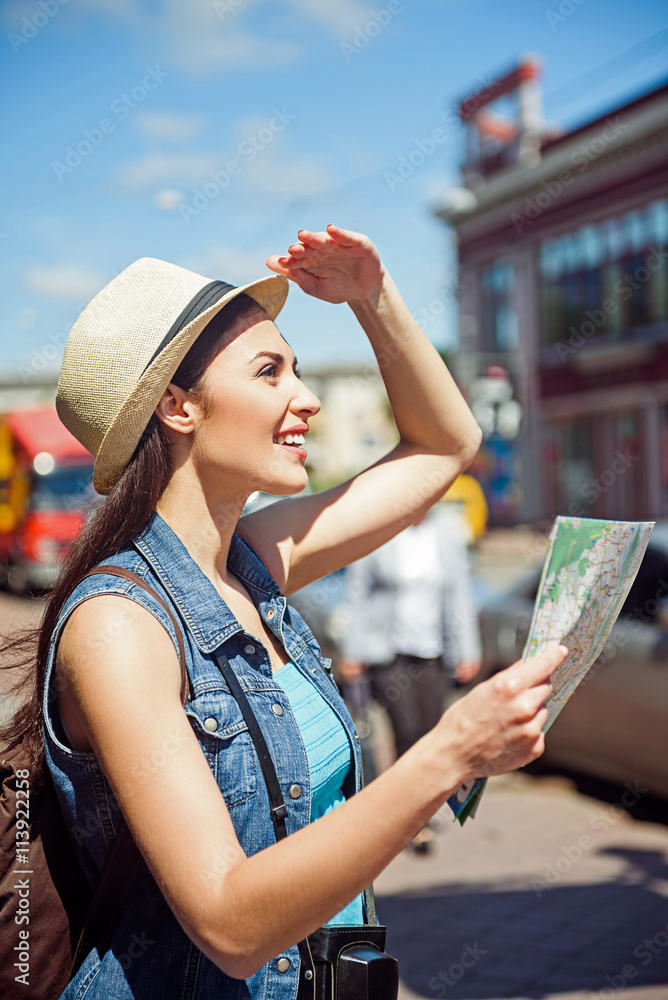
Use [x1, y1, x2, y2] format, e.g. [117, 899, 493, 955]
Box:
[265, 255, 290, 276]
[287, 242, 308, 257]
[535, 705, 549, 729]
[325, 223, 364, 247]
[265, 256, 306, 281]
[514, 682, 552, 721]
[512, 644, 568, 688]
[297, 229, 328, 248]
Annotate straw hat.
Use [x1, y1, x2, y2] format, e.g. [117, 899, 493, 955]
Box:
[56, 257, 289, 495]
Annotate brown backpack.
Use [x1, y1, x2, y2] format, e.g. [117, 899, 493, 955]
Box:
[0, 565, 189, 999]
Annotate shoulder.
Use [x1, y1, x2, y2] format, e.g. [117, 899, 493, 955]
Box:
[57, 552, 183, 689]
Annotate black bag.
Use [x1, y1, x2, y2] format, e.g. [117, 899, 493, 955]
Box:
[214, 649, 399, 1000]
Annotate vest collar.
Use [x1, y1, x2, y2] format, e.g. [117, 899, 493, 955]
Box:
[133, 510, 283, 654]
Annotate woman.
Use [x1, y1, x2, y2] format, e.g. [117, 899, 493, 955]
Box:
[3, 224, 564, 998]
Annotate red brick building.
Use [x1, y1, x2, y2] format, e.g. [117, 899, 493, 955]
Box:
[435, 61, 668, 524]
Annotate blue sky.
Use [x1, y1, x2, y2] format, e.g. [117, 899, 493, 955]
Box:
[3, 0, 667, 380]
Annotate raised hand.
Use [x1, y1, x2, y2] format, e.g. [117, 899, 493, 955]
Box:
[266, 224, 384, 304]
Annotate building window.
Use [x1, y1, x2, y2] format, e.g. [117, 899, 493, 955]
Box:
[539, 198, 668, 348]
[543, 417, 597, 518]
[481, 260, 518, 352]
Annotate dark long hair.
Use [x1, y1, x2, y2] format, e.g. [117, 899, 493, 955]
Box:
[0, 293, 264, 790]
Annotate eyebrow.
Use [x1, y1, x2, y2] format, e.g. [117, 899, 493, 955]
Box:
[251, 350, 300, 369]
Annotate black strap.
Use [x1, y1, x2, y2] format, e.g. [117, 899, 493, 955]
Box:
[213, 646, 377, 924]
[214, 650, 288, 840]
[69, 564, 191, 977]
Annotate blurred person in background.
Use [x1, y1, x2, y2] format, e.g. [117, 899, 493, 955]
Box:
[340, 502, 482, 851]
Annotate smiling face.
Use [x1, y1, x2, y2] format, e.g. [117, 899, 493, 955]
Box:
[187, 309, 321, 498]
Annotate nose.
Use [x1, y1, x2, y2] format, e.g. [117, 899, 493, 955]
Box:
[291, 373, 321, 418]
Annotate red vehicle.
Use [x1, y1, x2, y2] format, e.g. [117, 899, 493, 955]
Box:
[0, 407, 96, 592]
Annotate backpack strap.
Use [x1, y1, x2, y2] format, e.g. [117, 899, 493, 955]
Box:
[69, 564, 191, 977]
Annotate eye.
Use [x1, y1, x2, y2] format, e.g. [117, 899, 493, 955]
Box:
[258, 363, 279, 378]
[294, 366, 303, 380]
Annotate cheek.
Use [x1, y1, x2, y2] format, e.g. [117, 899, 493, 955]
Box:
[197, 393, 276, 461]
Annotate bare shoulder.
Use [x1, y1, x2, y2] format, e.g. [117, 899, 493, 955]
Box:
[57, 592, 182, 702]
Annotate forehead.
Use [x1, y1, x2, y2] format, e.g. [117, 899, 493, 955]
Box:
[212, 314, 295, 366]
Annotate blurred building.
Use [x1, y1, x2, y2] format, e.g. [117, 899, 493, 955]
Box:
[0, 366, 398, 493]
[300, 362, 396, 487]
[434, 59, 668, 525]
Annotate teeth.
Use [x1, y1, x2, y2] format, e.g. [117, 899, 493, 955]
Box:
[275, 432, 305, 446]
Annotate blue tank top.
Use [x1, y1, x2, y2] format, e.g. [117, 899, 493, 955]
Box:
[273, 661, 365, 925]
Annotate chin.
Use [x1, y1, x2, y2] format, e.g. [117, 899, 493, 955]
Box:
[266, 472, 309, 497]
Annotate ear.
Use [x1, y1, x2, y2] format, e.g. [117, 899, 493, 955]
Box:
[154, 382, 201, 438]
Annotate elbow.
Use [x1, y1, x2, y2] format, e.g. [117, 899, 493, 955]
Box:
[198, 915, 269, 982]
[455, 422, 483, 471]
[202, 933, 263, 982]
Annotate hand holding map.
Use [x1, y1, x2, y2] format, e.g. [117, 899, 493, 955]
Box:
[448, 516, 655, 824]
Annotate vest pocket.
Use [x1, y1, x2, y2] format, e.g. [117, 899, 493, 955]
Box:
[185, 693, 257, 807]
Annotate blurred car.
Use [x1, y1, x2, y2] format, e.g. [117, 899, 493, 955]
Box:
[475, 524, 668, 801]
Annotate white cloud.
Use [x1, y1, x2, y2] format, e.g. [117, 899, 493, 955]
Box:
[135, 111, 205, 142]
[116, 117, 334, 200]
[24, 264, 107, 303]
[193, 246, 276, 286]
[116, 151, 223, 190]
[288, 0, 374, 38]
[153, 188, 184, 212]
[161, 0, 301, 76]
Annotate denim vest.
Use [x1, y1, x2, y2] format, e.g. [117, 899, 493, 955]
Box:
[43, 510, 363, 1000]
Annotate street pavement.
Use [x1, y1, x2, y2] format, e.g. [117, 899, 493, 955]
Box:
[374, 770, 668, 1000]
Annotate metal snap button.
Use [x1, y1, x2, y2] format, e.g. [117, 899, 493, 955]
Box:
[203, 717, 218, 732]
[305, 970, 313, 980]
[266, 608, 276, 619]
[271, 703, 284, 716]
[289, 783, 302, 799]
[277, 957, 291, 973]
[243, 643, 255, 655]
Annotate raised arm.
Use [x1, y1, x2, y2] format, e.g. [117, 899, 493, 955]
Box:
[240, 225, 482, 594]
